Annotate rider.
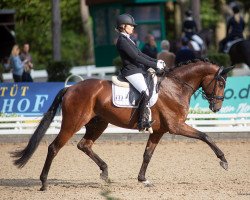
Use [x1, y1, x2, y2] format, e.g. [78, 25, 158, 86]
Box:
[219, 5, 245, 52]
[182, 10, 204, 51]
[115, 13, 166, 132]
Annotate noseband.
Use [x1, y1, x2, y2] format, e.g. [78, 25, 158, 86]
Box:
[202, 66, 226, 107]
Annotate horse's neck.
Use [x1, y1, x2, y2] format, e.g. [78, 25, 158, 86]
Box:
[172, 62, 211, 91]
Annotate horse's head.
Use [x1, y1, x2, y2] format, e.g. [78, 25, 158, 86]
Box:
[201, 66, 234, 112]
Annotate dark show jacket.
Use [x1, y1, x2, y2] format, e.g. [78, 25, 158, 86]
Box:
[116, 33, 157, 77]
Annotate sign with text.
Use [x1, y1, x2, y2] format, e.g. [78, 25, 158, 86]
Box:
[0, 76, 249, 116]
[0, 83, 65, 116]
[190, 76, 250, 113]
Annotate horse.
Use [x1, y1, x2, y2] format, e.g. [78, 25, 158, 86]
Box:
[228, 39, 250, 67]
[11, 59, 234, 191]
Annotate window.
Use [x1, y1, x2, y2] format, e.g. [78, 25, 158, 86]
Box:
[125, 5, 162, 42]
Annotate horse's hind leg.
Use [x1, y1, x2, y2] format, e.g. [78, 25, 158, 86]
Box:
[39, 127, 77, 191]
[138, 132, 164, 186]
[39, 111, 90, 191]
[77, 116, 109, 182]
[172, 123, 228, 170]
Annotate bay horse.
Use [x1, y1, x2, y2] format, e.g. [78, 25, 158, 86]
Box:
[11, 59, 234, 191]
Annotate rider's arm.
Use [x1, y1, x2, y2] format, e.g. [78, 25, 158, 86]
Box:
[118, 38, 157, 69]
[140, 51, 157, 62]
[193, 21, 198, 33]
[226, 18, 233, 35]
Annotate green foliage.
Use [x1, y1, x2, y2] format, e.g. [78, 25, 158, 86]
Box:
[201, 0, 221, 29]
[46, 60, 72, 82]
[207, 53, 230, 67]
[61, 30, 86, 66]
[112, 56, 122, 74]
[0, 0, 88, 69]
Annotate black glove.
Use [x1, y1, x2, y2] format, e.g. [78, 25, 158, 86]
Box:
[155, 68, 165, 76]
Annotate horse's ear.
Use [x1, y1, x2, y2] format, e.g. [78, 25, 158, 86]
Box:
[221, 66, 235, 75]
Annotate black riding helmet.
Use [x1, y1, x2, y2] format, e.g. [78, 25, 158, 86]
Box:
[185, 10, 192, 17]
[232, 5, 240, 14]
[116, 14, 137, 28]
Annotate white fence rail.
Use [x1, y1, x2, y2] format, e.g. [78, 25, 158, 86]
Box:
[2, 65, 116, 81]
[0, 113, 249, 135]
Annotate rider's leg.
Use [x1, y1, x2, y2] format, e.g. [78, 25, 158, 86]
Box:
[192, 34, 203, 46]
[192, 34, 204, 50]
[125, 73, 148, 94]
[125, 73, 153, 131]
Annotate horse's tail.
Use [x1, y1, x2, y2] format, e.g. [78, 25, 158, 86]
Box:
[11, 87, 68, 168]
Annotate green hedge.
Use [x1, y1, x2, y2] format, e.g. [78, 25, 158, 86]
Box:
[112, 56, 122, 74]
[46, 60, 72, 82]
[207, 53, 230, 67]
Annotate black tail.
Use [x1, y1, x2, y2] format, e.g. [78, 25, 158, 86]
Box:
[11, 88, 68, 168]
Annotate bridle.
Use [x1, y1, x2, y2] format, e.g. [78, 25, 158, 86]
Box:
[168, 66, 226, 109]
[202, 66, 225, 102]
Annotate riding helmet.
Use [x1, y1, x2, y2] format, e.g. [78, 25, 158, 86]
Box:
[232, 5, 240, 14]
[185, 10, 192, 17]
[116, 14, 137, 28]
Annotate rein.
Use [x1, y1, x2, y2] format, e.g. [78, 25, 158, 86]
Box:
[167, 66, 225, 104]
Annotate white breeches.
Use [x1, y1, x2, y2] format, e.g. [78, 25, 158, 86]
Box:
[192, 34, 203, 46]
[125, 73, 149, 95]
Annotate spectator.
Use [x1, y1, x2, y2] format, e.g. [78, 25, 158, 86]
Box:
[182, 10, 204, 51]
[20, 43, 34, 82]
[157, 40, 176, 69]
[219, 5, 245, 52]
[142, 34, 158, 59]
[9, 45, 27, 82]
[2, 57, 11, 72]
[175, 37, 196, 65]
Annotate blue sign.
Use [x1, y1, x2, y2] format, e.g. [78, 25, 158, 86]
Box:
[0, 77, 249, 116]
[0, 83, 65, 116]
[190, 76, 250, 113]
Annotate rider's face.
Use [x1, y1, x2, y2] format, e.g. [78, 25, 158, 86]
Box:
[125, 24, 134, 35]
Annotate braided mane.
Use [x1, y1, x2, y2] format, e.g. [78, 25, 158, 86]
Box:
[172, 58, 217, 71]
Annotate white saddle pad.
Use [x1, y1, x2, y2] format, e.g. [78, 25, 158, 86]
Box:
[112, 84, 159, 108]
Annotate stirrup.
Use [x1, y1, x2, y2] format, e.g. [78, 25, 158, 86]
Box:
[138, 120, 155, 132]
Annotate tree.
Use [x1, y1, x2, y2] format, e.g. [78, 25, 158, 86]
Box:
[52, 0, 61, 61]
[80, 0, 94, 63]
[191, 0, 201, 31]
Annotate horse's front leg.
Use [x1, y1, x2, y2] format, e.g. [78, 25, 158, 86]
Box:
[77, 117, 109, 182]
[172, 123, 228, 170]
[138, 132, 164, 186]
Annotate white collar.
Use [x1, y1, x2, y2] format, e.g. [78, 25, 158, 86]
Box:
[121, 32, 130, 38]
[186, 17, 193, 21]
[121, 32, 135, 44]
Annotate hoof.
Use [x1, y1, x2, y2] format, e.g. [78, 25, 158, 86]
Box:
[220, 161, 228, 170]
[140, 180, 154, 187]
[100, 173, 110, 183]
[39, 185, 47, 191]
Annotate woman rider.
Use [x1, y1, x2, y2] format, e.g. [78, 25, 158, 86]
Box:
[219, 5, 245, 52]
[115, 13, 166, 131]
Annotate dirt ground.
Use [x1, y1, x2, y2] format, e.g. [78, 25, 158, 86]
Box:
[0, 140, 249, 200]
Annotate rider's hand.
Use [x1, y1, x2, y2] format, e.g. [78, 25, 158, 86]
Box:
[157, 60, 166, 70]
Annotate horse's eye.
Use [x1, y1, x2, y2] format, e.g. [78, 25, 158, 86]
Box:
[219, 81, 224, 88]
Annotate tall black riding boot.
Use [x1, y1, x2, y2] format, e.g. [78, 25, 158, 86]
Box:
[137, 92, 154, 131]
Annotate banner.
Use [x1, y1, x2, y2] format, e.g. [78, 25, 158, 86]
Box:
[0, 76, 249, 116]
[0, 83, 65, 116]
[190, 76, 250, 113]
